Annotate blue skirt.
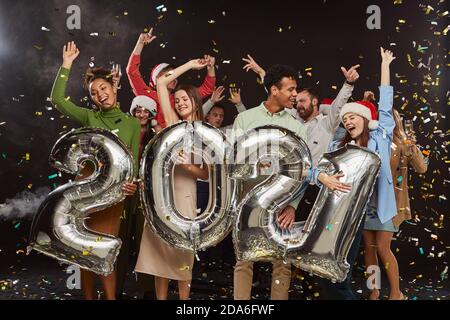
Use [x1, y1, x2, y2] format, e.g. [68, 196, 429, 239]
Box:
[364, 205, 399, 232]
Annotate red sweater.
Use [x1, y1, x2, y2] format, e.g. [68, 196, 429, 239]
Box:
[126, 54, 216, 128]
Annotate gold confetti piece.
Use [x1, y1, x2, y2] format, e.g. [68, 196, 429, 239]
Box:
[177, 9, 183, 15]
[278, 27, 283, 32]
[398, 19, 406, 24]
[305, 67, 313, 71]
[179, 265, 190, 271]
[314, 292, 320, 297]
[35, 111, 43, 116]
[443, 25, 450, 35]
[331, 85, 337, 90]
[406, 54, 414, 67]
[33, 45, 43, 50]
[123, 11, 128, 16]
[82, 251, 90, 256]
[25, 153, 30, 160]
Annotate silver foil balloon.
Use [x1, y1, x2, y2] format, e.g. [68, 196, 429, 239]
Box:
[28, 128, 135, 276]
[140, 121, 233, 252]
[229, 126, 312, 262]
[287, 144, 381, 282]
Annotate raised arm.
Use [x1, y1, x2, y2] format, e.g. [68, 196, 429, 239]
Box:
[126, 30, 158, 96]
[242, 54, 266, 80]
[380, 47, 395, 86]
[324, 65, 359, 132]
[202, 86, 225, 115]
[196, 55, 217, 98]
[157, 58, 208, 126]
[229, 88, 247, 113]
[378, 47, 396, 134]
[51, 41, 89, 124]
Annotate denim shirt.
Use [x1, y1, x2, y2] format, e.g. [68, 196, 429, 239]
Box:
[368, 86, 397, 223]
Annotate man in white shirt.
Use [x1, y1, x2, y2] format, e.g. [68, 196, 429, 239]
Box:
[292, 66, 360, 223]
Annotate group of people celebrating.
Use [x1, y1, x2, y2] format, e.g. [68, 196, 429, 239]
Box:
[49, 27, 428, 300]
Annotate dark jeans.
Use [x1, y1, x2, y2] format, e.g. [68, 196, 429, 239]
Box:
[317, 219, 365, 300]
[295, 184, 320, 221]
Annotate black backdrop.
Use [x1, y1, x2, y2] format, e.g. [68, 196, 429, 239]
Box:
[0, 0, 448, 296]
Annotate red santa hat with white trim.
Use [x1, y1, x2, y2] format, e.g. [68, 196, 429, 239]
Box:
[149, 63, 170, 88]
[340, 100, 379, 130]
[130, 95, 158, 127]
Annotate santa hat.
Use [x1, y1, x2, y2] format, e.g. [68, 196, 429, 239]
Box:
[149, 63, 170, 88]
[340, 100, 379, 130]
[319, 98, 333, 115]
[130, 95, 157, 116]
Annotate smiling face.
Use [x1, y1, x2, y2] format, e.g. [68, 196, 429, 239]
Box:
[174, 89, 195, 120]
[134, 106, 151, 126]
[89, 78, 117, 110]
[342, 112, 366, 140]
[296, 91, 317, 120]
[272, 77, 297, 109]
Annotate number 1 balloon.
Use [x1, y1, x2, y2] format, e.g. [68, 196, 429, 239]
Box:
[287, 144, 381, 282]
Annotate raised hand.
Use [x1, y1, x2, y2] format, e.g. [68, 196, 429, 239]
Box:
[363, 91, 375, 102]
[341, 64, 360, 84]
[242, 54, 266, 79]
[138, 28, 157, 45]
[110, 64, 122, 89]
[211, 86, 225, 103]
[229, 88, 242, 104]
[189, 58, 208, 70]
[380, 47, 396, 65]
[62, 41, 80, 69]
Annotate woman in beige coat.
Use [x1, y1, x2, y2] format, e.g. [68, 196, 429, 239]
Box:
[390, 109, 428, 228]
[365, 108, 428, 300]
[135, 58, 211, 300]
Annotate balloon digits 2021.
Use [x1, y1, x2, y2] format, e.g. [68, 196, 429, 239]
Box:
[29, 124, 380, 282]
[28, 128, 134, 276]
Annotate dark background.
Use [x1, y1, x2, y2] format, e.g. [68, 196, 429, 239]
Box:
[0, 0, 448, 299]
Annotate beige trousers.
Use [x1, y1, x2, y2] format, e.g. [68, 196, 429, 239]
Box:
[233, 260, 291, 300]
